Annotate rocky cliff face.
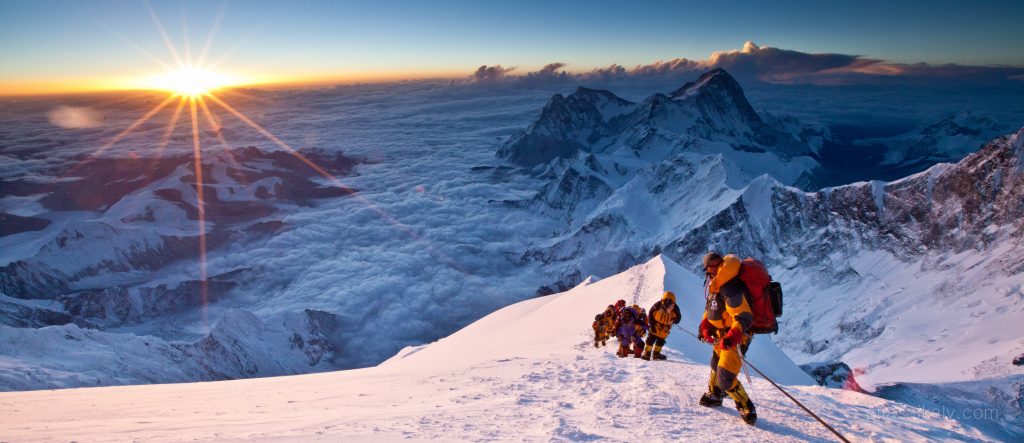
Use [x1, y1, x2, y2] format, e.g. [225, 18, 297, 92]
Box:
[669, 128, 1024, 270]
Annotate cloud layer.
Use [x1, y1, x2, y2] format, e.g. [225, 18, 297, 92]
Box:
[472, 65, 516, 82]
[2, 84, 565, 372]
[469, 41, 1024, 87]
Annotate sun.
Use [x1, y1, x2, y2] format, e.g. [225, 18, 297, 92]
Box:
[84, 5, 468, 334]
[143, 66, 241, 97]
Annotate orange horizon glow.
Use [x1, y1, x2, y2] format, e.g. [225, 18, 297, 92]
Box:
[0, 68, 471, 97]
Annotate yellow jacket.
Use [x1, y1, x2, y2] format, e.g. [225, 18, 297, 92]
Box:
[704, 254, 753, 334]
[648, 295, 681, 339]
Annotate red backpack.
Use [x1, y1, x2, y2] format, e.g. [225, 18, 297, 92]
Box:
[737, 257, 783, 334]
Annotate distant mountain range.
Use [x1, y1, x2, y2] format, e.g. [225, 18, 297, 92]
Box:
[499, 69, 819, 186]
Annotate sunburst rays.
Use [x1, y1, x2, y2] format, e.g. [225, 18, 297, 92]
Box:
[93, 4, 472, 332]
[98, 94, 181, 157]
[196, 95, 244, 172]
[153, 95, 188, 163]
[187, 96, 210, 328]
[144, 0, 185, 68]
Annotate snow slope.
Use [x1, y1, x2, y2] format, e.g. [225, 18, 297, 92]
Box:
[383, 255, 812, 387]
[0, 256, 988, 442]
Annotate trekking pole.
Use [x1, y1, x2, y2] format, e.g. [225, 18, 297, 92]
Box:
[738, 350, 753, 385]
[673, 325, 851, 443]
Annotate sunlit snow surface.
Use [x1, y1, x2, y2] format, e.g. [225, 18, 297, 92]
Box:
[0, 257, 988, 442]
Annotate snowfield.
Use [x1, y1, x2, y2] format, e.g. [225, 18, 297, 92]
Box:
[0, 257, 989, 442]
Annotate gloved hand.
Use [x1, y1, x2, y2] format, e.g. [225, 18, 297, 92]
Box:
[719, 327, 744, 350]
[699, 318, 715, 343]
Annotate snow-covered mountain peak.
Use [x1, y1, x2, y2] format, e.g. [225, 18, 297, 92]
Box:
[740, 174, 786, 225]
[498, 68, 815, 170]
[669, 68, 763, 129]
[571, 86, 630, 106]
[534, 86, 633, 123]
[671, 68, 746, 102]
[671, 68, 736, 97]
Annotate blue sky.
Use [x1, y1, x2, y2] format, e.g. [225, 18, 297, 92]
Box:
[1, 0, 1022, 94]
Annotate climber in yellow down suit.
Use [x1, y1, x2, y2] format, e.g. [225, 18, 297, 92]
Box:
[698, 252, 757, 426]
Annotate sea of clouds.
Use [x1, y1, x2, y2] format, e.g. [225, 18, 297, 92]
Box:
[3, 82, 576, 369]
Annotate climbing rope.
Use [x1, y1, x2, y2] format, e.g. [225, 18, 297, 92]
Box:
[673, 325, 852, 443]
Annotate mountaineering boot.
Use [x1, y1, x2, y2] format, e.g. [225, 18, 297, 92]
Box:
[698, 391, 724, 407]
[699, 370, 724, 407]
[726, 382, 757, 426]
[738, 401, 757, 425]
[652, 351, 667, 361]
[641, 344, 653, 360]
[633, 346, 643, 358]
[616, 345, 628, 358]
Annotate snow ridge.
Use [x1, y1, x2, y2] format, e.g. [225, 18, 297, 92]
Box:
[0, 256, 990, 442]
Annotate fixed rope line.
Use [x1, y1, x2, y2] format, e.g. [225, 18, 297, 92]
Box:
[673, 325, 852, 443]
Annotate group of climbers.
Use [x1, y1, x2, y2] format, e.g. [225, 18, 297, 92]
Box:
[586, 251, 780, 427]
[591, 292, 680, 360]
